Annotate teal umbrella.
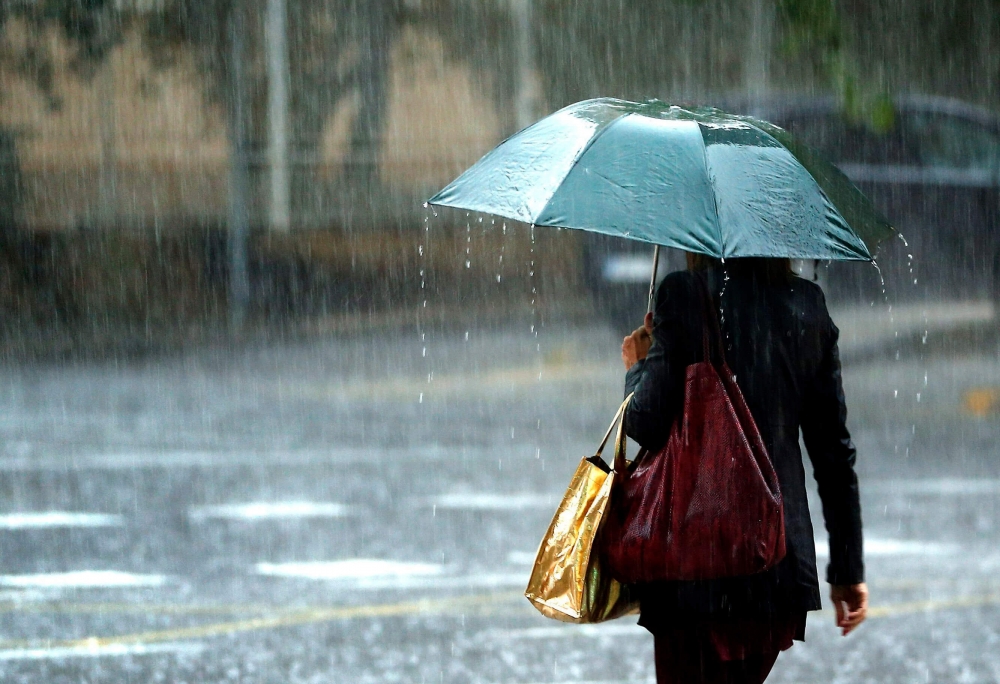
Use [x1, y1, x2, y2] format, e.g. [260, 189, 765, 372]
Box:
[428, 98, 892, 266]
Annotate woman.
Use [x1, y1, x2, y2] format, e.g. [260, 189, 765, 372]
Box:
[620, 253, 868, 684]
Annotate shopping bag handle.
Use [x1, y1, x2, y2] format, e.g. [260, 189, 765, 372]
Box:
[594, 393, 632, 467]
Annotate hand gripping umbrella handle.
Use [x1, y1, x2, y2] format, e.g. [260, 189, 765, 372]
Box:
[647, 245, 660, 314]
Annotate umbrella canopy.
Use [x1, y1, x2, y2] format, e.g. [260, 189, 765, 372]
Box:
[428, 98, 893, 261]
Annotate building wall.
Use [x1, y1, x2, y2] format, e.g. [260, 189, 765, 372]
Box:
[0, 20, 505, 233]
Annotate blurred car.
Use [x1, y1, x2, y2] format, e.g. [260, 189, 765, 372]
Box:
[585, 95, 1000, 330]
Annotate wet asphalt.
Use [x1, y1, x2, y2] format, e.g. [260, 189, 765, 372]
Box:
[1, 309, 1000, 683]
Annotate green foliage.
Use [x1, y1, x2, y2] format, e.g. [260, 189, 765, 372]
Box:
[777, 0, 840, 54]
[777, 0, 895, 130]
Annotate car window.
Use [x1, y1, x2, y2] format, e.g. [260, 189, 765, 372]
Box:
[780, 113, 920, 166]
[905, 112, 1000, 171]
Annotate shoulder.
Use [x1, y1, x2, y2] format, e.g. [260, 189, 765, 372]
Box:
[786, 275, 837, 335]
[788, 275, 828, 309]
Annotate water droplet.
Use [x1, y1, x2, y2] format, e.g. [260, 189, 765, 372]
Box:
[465, 260, 471, 268]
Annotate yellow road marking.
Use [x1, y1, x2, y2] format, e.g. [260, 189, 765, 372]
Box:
[963, 387, 1000, 417]
[0, 592, 521, 651]
[867, 593, 1000, 619]
[1, 590, 998, 653]
[278, 356, 618, 403]
[0, 601, 277, 617]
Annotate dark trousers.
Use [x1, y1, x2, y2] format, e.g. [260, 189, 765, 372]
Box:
[654, 633, 780, 684]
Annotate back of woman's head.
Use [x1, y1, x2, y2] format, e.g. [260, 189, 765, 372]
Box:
[686, 252, 791, 285]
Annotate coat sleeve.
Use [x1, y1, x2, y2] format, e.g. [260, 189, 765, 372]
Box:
[623, 272, 698, 451]
[800, 296, 865, 586]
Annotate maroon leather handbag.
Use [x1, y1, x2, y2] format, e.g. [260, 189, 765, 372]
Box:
[602, 277, 786, 583]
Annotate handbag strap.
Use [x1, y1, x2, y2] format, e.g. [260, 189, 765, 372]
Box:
[611, 394, 631, 476]
[595, 393, 632, 465]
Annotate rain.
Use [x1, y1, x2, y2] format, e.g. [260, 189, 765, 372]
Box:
[0, 1, 999, 682]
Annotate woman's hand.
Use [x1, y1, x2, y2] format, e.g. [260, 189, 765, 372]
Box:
[831, 583, 868, 636]
[621, 312, 654, 369]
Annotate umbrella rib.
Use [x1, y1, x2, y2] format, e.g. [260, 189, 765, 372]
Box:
[745, 120, 873, 261]
[534, 113, 636, 227]
[695, 123, 726, 258]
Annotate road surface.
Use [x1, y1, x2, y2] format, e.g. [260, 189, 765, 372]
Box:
[1, 304, 999, 683]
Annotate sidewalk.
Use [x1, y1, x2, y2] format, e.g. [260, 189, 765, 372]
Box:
[832, 300, 995, 362]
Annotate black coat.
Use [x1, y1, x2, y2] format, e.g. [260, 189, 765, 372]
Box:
[623, 266, 863, 625]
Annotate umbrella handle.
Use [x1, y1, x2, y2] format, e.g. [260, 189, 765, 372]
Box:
[647, 245, 660, 314]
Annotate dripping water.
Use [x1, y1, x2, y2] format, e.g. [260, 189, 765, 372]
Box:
[529, 223, 537, 343]
[494, 218, 504, 284]
[419, 207, 432, 404]
[717, 256, 731, 351]
[528, 222, 542, 472]
[895, 232, 928, 346]
[465, 212, 472, 269]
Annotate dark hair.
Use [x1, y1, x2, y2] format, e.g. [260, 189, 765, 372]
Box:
[686, 253, 792, 284]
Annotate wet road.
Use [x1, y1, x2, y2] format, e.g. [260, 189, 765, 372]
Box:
[1, 306, 1000, 683]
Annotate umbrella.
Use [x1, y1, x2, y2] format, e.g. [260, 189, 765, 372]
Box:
[427, 98, 893, 310]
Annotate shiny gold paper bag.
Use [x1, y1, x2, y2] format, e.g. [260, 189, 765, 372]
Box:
[524, 395, 639, 623]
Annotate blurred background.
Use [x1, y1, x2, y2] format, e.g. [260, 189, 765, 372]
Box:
[2, 2, 1000, 683]
[1, 0, 997, 350]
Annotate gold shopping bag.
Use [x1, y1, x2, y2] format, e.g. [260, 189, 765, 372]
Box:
[524, 395, 639, 623]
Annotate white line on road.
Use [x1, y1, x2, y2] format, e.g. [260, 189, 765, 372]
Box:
[507, 551, 538, 565]
[815, 538, 960, 558]
[0, 641, 204, 661]
[255, 559, 527, 590]
[189, 501, 350, 522]
[431, 493, 556, 511]
[865, 478, 1000, 495]
[488, 623, 646, 640]
[256, 559, 443, 581]
[0, 512, 123, 529]
[0, 571, 168, 589]
[501, 681, 653, 684]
